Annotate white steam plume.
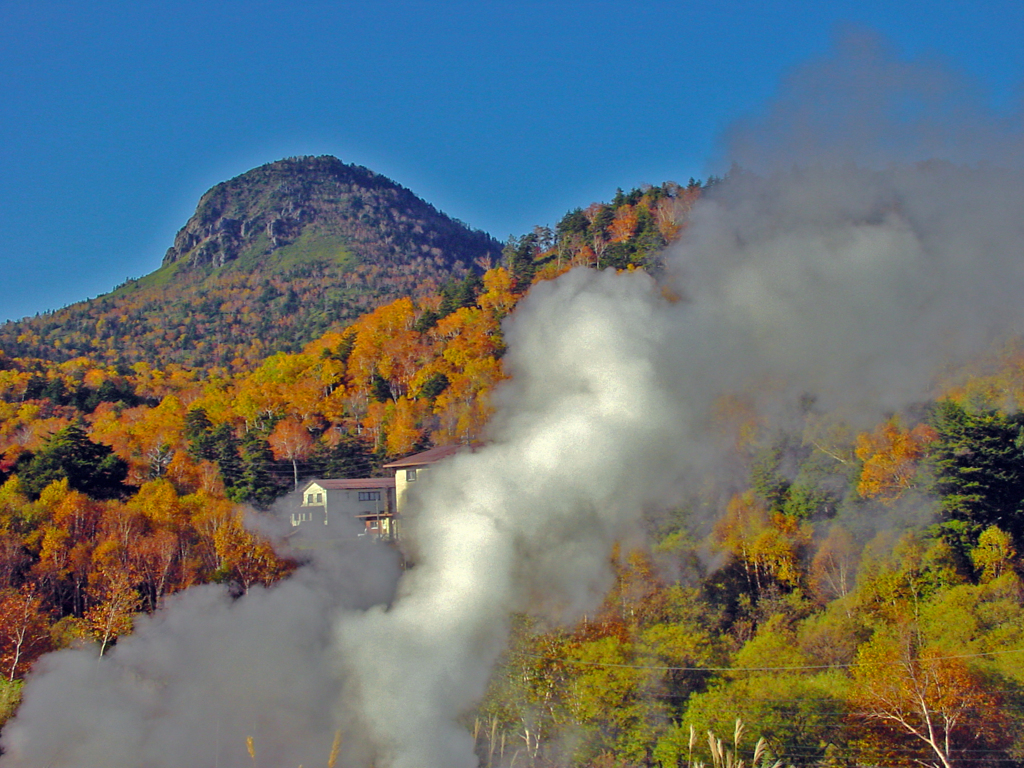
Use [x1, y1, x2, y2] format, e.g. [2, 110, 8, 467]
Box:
[335, 269, 684, 768]
[333, 34, 1024, 767]
[6, 28, 1024, 768]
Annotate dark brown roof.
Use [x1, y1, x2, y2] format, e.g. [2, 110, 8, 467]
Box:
[302, 478, 395, 491]
[382, 444, 464, 469]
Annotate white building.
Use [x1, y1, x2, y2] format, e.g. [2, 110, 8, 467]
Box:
[295, 477, 397, 539]
[294, 443, 473, 541]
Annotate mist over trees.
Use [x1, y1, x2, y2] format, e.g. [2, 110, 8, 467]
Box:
[0, 164, 1023, 767]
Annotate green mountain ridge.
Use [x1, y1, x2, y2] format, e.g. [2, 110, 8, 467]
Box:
[0, 156, 503, 369]
[159, 155, 494, 277]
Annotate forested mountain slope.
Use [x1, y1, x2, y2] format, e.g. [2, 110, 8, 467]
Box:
[0, 181, 702, 699]
[0, 156, 502, 369]
[5, 174, 1023, 768]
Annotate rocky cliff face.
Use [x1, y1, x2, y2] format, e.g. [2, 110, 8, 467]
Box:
[162, 155, 499, 275]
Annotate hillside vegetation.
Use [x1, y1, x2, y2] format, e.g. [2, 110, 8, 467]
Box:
[0, 156, 502, 369]
[0, 176, 1022, 767]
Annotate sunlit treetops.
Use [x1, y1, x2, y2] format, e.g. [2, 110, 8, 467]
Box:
[0, 186, 701, 672]
[11, 179, 1024, 768]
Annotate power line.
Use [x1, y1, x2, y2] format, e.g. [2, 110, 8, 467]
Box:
[520, 646, 1024, 673]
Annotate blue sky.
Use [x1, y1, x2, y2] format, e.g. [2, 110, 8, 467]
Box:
[1, 0, 1022, 323]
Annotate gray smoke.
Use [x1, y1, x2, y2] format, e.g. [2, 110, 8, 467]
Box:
[667, 160, 1024, 424]
[5, 28, 1024, 768]
[723, 27, 1024, 172]
[669, 29, 1024, 428]
[0, 536, 403, 768]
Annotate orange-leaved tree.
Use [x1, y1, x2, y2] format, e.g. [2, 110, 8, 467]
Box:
[269, 416, 315, 490]
[848, 628, 1008, 768]
[855, 418, 937, 503]
[0, 585, 52, 680]
[714, 491, 811, 597]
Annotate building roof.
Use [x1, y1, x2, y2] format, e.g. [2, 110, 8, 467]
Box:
[303, 477, 396, 491]
[381, 444, 465, 469]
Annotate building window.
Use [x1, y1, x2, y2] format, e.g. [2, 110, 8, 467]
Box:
[316, 492, 323, 503]
[406, 469, 417, 482]
[358, 491, 381, 501]
[306, 493, 315, 504]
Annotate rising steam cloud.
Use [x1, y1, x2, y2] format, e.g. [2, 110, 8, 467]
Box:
[5, 29, 1024, 768]
[334, 269, 684, 768]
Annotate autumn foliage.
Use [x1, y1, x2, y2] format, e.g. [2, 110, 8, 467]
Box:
[855, 418, 937, 503]
[3, 177, 1024, 768]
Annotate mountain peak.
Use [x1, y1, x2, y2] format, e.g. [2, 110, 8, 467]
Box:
[0, 156, 502, 368]
[162, 155, 491, 275]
